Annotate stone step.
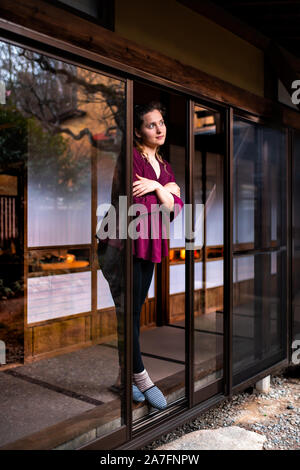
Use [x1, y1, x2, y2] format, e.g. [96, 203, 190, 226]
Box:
[156, 426, 267, 450]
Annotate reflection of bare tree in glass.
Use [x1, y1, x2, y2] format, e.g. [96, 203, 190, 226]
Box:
[1, 45, 125, 201]
[1, 47, 124, 137]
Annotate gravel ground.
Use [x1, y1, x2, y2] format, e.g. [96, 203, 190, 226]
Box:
[143, 367, 300, 450]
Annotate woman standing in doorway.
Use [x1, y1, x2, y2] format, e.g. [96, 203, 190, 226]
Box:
[131, 102, 183, 409]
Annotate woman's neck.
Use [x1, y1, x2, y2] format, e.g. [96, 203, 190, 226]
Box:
[142, 145, 157, 160]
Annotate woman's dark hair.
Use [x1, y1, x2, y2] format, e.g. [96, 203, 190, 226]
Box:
[134, 101, 166, 132]
[133, 101, 169, 173]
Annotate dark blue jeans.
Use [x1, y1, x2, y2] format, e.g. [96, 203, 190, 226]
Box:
[133, 256, 155, 373]
[98, 243, 154, 374]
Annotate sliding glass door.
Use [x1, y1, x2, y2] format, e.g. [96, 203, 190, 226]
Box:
[292, 132, 300, 352]
[192, 103, 225, 402]
[232, 117, 287, 386]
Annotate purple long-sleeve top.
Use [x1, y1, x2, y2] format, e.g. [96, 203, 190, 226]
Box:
[132, 147, 183, 263]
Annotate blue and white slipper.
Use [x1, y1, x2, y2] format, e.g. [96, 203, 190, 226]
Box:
[132, 384, 145, 403]
[144, 386, 167, 410]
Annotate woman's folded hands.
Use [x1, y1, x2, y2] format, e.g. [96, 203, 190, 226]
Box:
[133, 174, 180, 212]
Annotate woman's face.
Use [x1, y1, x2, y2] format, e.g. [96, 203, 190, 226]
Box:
[135, 109, 166, 149]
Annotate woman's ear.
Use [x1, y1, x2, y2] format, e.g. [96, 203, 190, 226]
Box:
[134, 128, 141, 139]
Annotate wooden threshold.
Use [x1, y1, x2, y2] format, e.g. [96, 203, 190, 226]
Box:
[0, 362, 23, 372]
[0, 396, 124, 450]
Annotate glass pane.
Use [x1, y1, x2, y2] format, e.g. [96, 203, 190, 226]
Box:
[0, 40, 126, 447]
[233, 251, 286, 381]
[233, 118, 287, 385]
[233, 120, 286, 250]
[165, 94, 186, 404]
[233, 121, 256, 247]
[293, 131, 300, 345]
[169, 140, 186, 313]
[193, 105, 224, 392]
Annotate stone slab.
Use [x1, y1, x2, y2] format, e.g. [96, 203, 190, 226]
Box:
[0, 373, 94, 448]
[156, 426, 266, 450]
